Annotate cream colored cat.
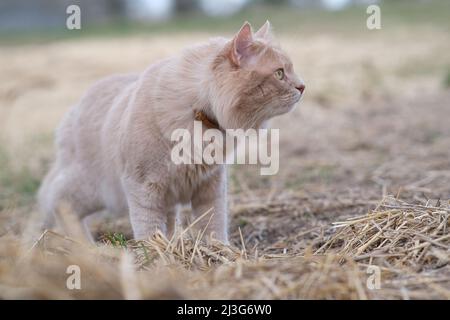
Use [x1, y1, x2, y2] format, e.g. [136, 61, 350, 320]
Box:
[38, 21, 305, 243]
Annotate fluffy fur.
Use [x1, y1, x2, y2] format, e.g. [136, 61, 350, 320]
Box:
[38, 21, 305, 243]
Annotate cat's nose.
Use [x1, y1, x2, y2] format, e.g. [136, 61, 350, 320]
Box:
[296, 84, 305, 94]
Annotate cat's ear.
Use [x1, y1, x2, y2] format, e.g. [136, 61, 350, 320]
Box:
[255, 20, 273, 41]
[230, 21, 253, 67]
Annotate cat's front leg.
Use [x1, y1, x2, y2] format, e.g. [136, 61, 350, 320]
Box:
[191, 167, 228, 244]
[123, 177, 168, 240]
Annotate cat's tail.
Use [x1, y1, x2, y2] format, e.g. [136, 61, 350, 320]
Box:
[37, 164, 59, 230]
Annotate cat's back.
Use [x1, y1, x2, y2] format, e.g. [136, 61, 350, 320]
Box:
[56, 73, 139, 163]
[74, 73, 138, 127]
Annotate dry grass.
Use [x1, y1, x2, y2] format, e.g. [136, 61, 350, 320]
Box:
[0, 196, 448, 299]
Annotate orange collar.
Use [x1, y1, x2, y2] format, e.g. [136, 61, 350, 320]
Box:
[194, 110, 221, 130]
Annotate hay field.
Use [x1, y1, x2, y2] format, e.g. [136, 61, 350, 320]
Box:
[0, 3, 450, 299]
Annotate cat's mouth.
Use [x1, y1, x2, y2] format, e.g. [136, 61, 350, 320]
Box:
[286, 91, 303, 106]
[277, 92, 303, 114]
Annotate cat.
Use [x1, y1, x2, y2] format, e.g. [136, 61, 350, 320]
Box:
[37, 21, 305, 244]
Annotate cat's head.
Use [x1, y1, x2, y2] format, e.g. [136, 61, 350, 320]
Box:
[211, 21, 305, 129]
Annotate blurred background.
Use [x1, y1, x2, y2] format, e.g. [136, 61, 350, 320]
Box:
[1, 0, 382, 32]
[1, 0, 449, 39]
[0, 0, 449, 242]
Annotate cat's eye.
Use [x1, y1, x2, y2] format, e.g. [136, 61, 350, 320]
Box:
[274, 68, 285, 80]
